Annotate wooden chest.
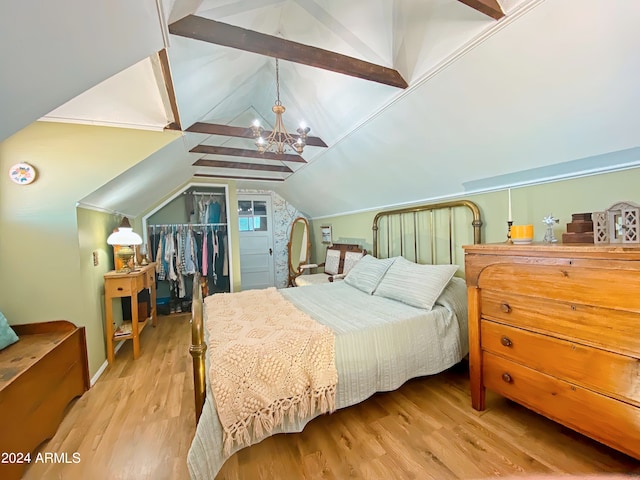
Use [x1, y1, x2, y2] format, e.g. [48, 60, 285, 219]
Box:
[463, 243, 640, 460]
[0, 321, 90, 480]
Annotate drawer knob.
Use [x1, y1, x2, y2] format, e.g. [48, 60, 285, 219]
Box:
[500, 303, 511, 313]
[502, 373, 513, 384]
[117, 287, 124, 291]
[500, 336, 512, 347]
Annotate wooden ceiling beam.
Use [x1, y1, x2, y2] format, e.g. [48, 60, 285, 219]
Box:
[193, 158, 292, 173]
[190, 144, 306, 163]
[186, 122, 327, 149]
[157, 49, 182, 130]
[169, 15, 408, 89]
[456, 0, 505, 20]
[194, 173, 285, 182]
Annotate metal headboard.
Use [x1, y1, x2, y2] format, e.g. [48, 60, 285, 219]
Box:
[372, 200, 482, 264]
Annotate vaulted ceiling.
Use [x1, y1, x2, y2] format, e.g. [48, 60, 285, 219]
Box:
[2, 0, 640, 218]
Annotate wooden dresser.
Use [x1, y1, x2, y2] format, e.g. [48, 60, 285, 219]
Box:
[464, 243, 640, 459]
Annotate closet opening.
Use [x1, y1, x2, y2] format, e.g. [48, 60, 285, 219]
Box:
[144, 185, 230, 315]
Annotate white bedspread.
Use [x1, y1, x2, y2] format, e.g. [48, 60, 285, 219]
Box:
[187, 278, 468, 479]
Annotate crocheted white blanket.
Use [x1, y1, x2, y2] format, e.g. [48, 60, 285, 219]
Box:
[204, 287, 337, 454]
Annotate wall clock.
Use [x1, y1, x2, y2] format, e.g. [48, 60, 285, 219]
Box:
[9, 162, 37, 185]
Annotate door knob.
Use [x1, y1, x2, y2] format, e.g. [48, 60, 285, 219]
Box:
[269, 248, 273, 255]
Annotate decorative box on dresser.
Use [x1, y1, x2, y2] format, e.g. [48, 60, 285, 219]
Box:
[463, 242, 640, 460]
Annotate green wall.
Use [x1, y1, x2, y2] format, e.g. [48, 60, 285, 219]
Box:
[76, 207, 119, 372]
[0, 121, 179, 376]
[309, 167, 640, 266]
[147, 192, 193, 224]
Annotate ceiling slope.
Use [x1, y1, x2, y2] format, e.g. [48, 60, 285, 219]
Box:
[278, 0, 640, 217]
[0, 0, 165, 143]
[20, 0, 640, 221]
[72, 0, 529, 214]
[41, 54, 176, 131]
[162, 0, 510, 183]
[80, 136, 196, 217]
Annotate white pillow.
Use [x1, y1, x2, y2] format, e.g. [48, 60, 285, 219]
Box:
[344, 255, 396, 295]
[373, 256, 458, 310]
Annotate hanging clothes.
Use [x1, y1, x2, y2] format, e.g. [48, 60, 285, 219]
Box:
[165, 229, 178, 282]
[148, 221, 230, 297]
[208, 201, 221, 224]
[215, 228, 229, 291]
[193, 229, 203, 273]
[156, 229, 167, 281]
[202, 228, 208, 277]
[183, 228, 197, 275]
[176, 228, 186, 298]
[223, 233, 229, 277]
[198, 196, 209, 224]
[207, 228, 215, 279]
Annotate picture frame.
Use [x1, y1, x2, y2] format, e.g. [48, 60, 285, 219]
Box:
[321, 225, 332, 244]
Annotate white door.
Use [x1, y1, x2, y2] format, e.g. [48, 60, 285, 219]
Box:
[238, 194, 275, 290]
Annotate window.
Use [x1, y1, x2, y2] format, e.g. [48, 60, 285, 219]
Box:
[238, 200, 268, 232]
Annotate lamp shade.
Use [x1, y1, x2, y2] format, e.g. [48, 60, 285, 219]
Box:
[107, 217, 143, 246]
[107, 228, 142, 246]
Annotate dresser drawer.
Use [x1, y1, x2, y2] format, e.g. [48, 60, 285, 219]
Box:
[481, 290, 640, 357]
[105, 277, 135, 297]
[144, 268, 155, 289]
[481, 320, 640, 406]
[477, 262, 640, 313]
[483, 352, 640, 460]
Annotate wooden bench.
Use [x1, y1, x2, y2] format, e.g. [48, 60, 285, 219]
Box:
[0, 320, 90, 480]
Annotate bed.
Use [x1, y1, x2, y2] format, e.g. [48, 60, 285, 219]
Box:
[187, 200, 482, 479]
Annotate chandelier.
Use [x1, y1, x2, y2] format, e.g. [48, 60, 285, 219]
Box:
[250, 59, 310, 155]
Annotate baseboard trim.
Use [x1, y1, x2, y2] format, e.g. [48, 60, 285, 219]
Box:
[90, 342, 125, 386]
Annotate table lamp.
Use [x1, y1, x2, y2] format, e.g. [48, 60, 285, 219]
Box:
[107, 217, 143, 272]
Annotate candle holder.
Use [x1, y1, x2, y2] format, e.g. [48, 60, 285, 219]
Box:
[506, 220, 513, 244]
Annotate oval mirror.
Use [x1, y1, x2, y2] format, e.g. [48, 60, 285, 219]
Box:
[288, 217, 311, 286]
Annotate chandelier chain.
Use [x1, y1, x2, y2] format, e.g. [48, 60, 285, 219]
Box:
[275, 58, 282, 106]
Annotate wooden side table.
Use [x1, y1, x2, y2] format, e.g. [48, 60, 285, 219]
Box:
[104, 262, 156, 363]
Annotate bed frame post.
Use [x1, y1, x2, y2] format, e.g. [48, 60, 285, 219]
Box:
[190, 272, 207, 424]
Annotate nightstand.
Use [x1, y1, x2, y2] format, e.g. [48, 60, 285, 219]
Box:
[104, 262, 156, 363]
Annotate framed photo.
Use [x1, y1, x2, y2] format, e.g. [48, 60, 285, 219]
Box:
[321, 225, 332, 244]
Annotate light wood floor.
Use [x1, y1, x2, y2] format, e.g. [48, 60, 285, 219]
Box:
[24, 313, 640, 480]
